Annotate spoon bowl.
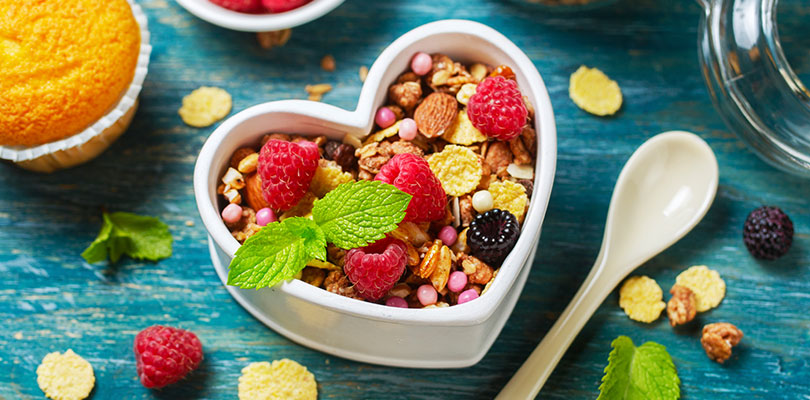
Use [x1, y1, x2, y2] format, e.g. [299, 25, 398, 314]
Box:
[497, 130, 718, 399]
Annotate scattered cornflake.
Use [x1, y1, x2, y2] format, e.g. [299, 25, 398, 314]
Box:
[256, 29, 292, 49]
[359, 66, 369, 82]
[306, 83, 332, 102]
[456, 83, 477, 105]
[310, 159, 354, 198]
[185, 220, 195, 227]
[619, 276, 666, 323]
[569, 65, 622, 116]
[13, 331, 23, 339]
[442, 111, 487, 146]
[36, 349, 95, 400]
[342, 134, 362, 148]
[178, 86, 232, 128]
[428, 145, 482, 197]
[489, 180, 528, 223]
[320, 55, 336, 72]
[363, 120, 401, 145]
[676, 265, 725, 312]
[238, 359, 317, 400]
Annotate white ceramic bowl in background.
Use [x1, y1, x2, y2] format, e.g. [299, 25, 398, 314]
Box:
[193, 20, 557, 368]
[176, 0, 344, 32]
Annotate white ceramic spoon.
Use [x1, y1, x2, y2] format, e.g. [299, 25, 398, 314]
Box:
[496, 130, 719, 399]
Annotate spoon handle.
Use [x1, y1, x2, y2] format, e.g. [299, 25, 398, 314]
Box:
[495, 255, 617, 400]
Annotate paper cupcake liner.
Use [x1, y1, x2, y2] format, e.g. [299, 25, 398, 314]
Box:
[0, 0, 152, 172]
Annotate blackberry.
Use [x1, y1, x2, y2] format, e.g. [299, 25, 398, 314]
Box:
[743, 206, 793, 260]
[467, 209, 520, 266]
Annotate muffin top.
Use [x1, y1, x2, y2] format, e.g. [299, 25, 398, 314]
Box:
[0, 0, 141, 147]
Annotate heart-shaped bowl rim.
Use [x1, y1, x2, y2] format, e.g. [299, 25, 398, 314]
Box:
[175, 0, 345, 32]
[194, 19, 557, 326]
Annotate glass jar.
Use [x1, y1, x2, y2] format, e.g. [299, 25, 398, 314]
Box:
[698, 0, 810, 177]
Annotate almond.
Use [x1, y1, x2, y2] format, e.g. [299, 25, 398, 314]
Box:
[414, 92, 458, 138]
[244, 173, 271, 211]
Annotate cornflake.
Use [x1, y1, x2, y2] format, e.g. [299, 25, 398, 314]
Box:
[238, 359, 317, 400]
[569, 66, 622, 116]
[442, 111, 487, 146]
[36, 349, 95, 400]
[675, 265, 725, 312]
[178, 87, 232, 128]
[427, 145, 482, 196]
[489, 180, 528, 222]
[310, 159, 354, 198]
[619, 276, 666, 323]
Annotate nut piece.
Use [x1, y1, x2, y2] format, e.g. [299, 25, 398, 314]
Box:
[413, 92, 458, 138]
[301, 267, 326, 287]
[256, 29, 291, 49]
[306, 83, 332, 101]
[389, 221, 430, 247]
[237, 153, 259, 174]
[230, 147, 256, 169]
[414, 240, 443, 278]
[484, 141, 513, 178]
[359, 66, 369, 82]
[223, 187, 242, 204]
[509, 136, 532, 165]
[244, 173, 270, 211]
[324, 270, 363, 300]
[429, 244, 453, 291]
[320, 55, 336, 72]
[388, 81, 422, 110]
[460, 254, 493, 285]
[701, 322, 743, 363]
[222, 167, 245, 189]
[667, 284, 697, 327]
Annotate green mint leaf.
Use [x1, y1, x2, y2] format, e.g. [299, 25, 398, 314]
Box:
[312, 180, 411, 249]
[598, 336, 680, 400]
[81, 211, 173, 263]
[227, 218, 318, 289]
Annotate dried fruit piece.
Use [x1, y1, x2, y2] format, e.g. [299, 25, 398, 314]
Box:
[489, 180, 528, 222]
[238, 359, 317, 400]
[37, 349, 95, 400]
[427, 145, 482, 197]
[569, 66, 622, 116]
[701, 322, 743, 363]
[667, 284, 697, 327]
[675, 265, 725, 312]
[618, 276, 666, 323]
[414, 92, 458, 138]
[310, 159, 354, 198]
[442, 110, 487, 145]
[178, 87, 232, 128]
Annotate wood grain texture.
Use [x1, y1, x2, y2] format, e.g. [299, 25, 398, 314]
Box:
[2, 0, 810, 398]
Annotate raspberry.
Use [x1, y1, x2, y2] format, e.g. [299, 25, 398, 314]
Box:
[344, 238, 408, 301]
[261, 0, 311, 12]
[134, 326, 203, 389]
[467, 209, 520, 266]
[258, 139, 320, 212]
[743, 206, 793, 260]
[209, 0, 263, 13]
[466, 76, 528, 141]
[375, 153, 446, 222]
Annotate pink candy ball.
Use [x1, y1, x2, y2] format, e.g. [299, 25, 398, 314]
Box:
[417, 284, 437, 306]
[375, 107, 396, 128]
[457, 289, 479, 304]
[221, 203, 242, 224]
[385, 296, 409, 308]
[411, 52, 433, 76]
[447, 271, 468, 293]
[438, 225, 458, 247]
[256, 207, 276, 226]
[398, 118, 417, 141]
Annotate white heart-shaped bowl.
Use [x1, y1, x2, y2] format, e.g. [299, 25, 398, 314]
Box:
[193, 19, 557, 368]
[176, 0, 344, 32]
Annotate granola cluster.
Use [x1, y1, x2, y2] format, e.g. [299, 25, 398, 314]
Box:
[217, 53, 537, 308]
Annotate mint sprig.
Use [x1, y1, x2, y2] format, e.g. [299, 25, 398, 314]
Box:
[598, 336, 680, 400]
[227, 180, 411, 289]
[82, 211, 173, 264]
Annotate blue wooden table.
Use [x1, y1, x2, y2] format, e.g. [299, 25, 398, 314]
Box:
[3, 0, 810, 398]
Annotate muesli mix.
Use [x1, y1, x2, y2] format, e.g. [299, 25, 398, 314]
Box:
[217, 52, 537, 308]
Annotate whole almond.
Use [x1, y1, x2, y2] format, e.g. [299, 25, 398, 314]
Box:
[414, 92, 458, 138]
[244, 173, 271, 211]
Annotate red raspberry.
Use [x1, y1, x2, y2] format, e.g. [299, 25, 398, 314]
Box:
[466, 76, 528, 141]
[258, 139, 319, 212]
[344, 237, 408, 301]
[209, 0, 263, 13]
[375, 153, 446, 222]
[261, 0, 311, 12]
[134, 325, 203, 389]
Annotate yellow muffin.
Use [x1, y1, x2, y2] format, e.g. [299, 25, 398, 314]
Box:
[0, 0, 141, 147]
